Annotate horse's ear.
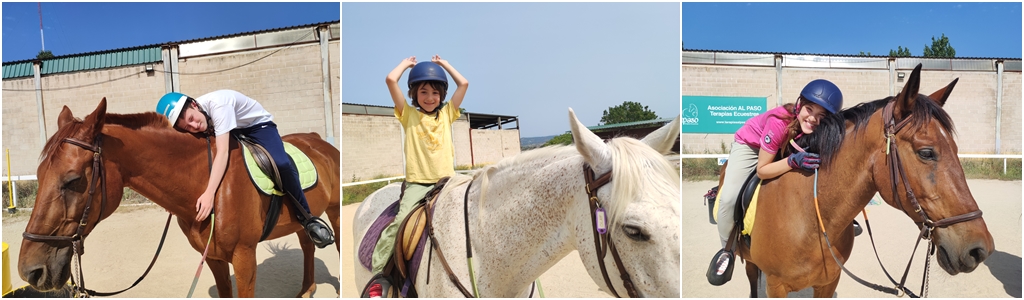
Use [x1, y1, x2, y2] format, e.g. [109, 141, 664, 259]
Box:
[57, 105, 76, 128]
[83, 98, 107, 135]
[927, 78, 958, 107]
[641, 115, 681, 155]
[568, 108, 612, 172]
[895, 63, 923, 119]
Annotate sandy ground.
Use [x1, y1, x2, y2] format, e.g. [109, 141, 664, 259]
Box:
[340, 203, 611, 298]
[2, 205, 340, 298]
[682, 179, 1022, 298]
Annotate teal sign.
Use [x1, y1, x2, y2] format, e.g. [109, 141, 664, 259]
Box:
[681, 96, 768, 134]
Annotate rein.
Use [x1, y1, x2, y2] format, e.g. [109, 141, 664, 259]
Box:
[807, 99, 983, 298]
[22, 135, 173, 297]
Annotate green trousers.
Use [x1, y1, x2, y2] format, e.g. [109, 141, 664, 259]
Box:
[371, 182, 434, 274]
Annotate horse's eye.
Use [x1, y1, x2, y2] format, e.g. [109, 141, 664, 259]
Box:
[917, 148, 936, 161]
[622, 224, 650, 242]
[62, 176, 83, 191]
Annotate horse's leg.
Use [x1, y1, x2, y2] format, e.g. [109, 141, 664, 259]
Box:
[231, 247, 258, 297]
[327, 201, 341, 254]
[744, 261, 760, 298]
[295, 231, 318, 298]
[813, 276, 840, 298]
[207, 258, 235, 298]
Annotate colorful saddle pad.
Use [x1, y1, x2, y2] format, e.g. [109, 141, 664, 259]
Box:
[241, 141, 318, 196]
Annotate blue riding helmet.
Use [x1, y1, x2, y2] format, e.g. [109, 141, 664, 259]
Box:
[799, 79, 844, 114]
[156, 92, 190, 122]
[407, 62, 448, 92]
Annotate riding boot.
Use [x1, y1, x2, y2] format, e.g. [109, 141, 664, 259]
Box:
[303, 216, 335, 248]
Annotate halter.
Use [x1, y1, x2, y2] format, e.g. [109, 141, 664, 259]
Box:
[810, 98, 983, 298]
[583, 164, 639, 298]
[21, 135, 171, 297]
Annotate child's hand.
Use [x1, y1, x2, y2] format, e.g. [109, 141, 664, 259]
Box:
[195, 192, 215, 222]
[402, 56, 417, 68]
[431, 54, 448, 65]
[787, 152, 821, 171]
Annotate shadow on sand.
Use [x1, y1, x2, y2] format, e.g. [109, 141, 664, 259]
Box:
[982, 250, 1021, 298]
[202, 241, 340, 297]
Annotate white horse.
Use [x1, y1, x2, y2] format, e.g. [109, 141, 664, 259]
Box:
[352, 109, 681, 297]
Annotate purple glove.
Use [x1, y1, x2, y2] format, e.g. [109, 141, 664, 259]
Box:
[787, 152, 821, 171]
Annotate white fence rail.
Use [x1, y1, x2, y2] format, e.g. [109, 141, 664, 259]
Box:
[680, 154, 1023, 174]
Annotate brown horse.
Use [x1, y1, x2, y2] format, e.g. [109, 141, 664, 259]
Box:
[720, 64, 994, 297]
[18, 99, 341, 297]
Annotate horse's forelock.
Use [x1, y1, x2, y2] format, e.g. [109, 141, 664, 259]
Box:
[605, 137, 679, 234]
[39, 118, 85, 163]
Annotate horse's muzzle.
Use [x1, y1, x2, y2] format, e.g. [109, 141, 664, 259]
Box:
[936, 242, 990, 275]
[19, 245, 72, 291]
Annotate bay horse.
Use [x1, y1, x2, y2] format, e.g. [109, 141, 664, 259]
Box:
[18, 98, 341, 297]
[722, 64, 994, 297]
[353, 109, 682, 297]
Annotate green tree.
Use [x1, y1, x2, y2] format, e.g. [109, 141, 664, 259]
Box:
[923, 34, 955, 58]
[858, 51, 872, 56]
[600, 101, 658, 125]
[889, 46, 911, 57]
[542, 132, 573, 147]
[36, 50, 54, 60]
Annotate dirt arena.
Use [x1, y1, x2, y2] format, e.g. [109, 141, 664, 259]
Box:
[682, 179, 1022, 298]
[2, 205, 340, 298]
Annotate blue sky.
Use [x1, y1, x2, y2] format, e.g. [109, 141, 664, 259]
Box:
[342, 3, 681, 137]
[683, 2, 1022, 58]
[1, 2, 340, 62]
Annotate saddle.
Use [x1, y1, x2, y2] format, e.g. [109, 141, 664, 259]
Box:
[360, 177, 451, 298]
[712, 171, 762, 243]
[234, 134, 318, 241]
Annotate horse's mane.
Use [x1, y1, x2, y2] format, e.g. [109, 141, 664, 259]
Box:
[40, 112, 173, 163]
[475, 136, 679, 234]
[801, 95, 956, 166]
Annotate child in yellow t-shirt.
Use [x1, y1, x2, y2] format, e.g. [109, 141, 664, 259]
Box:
[368, 55, 469, 296]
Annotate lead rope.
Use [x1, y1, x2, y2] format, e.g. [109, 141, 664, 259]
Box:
[187, 136, 217, 298]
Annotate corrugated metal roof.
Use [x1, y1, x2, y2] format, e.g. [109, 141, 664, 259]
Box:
[2, 20, 339, 79]
[587, 118, 673, 131]
[2, 62, 34, 79]
[38, 47, 161, 75]
[683, 48, 1021, 61]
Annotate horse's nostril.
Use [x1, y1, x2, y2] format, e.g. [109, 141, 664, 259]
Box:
[969, 246, 988, 265]
[25, 266, 45, 286]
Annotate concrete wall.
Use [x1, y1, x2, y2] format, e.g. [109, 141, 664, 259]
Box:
[2, 41, 339, 176]
[682, 64, 1022, 155]
[341, 113, 521, 182]
[179, 43, 328, 136]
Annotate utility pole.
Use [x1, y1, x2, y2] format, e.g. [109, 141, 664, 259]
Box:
[39, 3, 45, 51]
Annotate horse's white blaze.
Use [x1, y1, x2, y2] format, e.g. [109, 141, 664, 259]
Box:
[352, 109, 682, 297]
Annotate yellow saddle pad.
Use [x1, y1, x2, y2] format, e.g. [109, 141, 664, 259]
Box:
[241, 142, 318, 196]
[712, 179, 763, 235]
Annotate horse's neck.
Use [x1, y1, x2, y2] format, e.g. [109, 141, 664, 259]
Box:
[104, 126, 213, 219]
[817, 115, 885, 231]
[461, 153, 591, 297]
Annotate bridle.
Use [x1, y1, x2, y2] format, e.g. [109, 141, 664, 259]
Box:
[583, 164, 639, 298]
[812, 98, 983, 298]
[21, 135, 170, 297]
[880, 99, 983, 237]
[23, 136, 107, 255]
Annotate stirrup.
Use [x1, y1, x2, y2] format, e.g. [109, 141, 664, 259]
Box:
[361, 275, 393, 298]
[303, 217, 335, 248]
[706, 249, 735, 286]
[853, 220, 863, 236]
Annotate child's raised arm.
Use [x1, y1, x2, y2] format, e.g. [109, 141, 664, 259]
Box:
[432, 55, 469, 111]
[386, 56, 417, 116]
